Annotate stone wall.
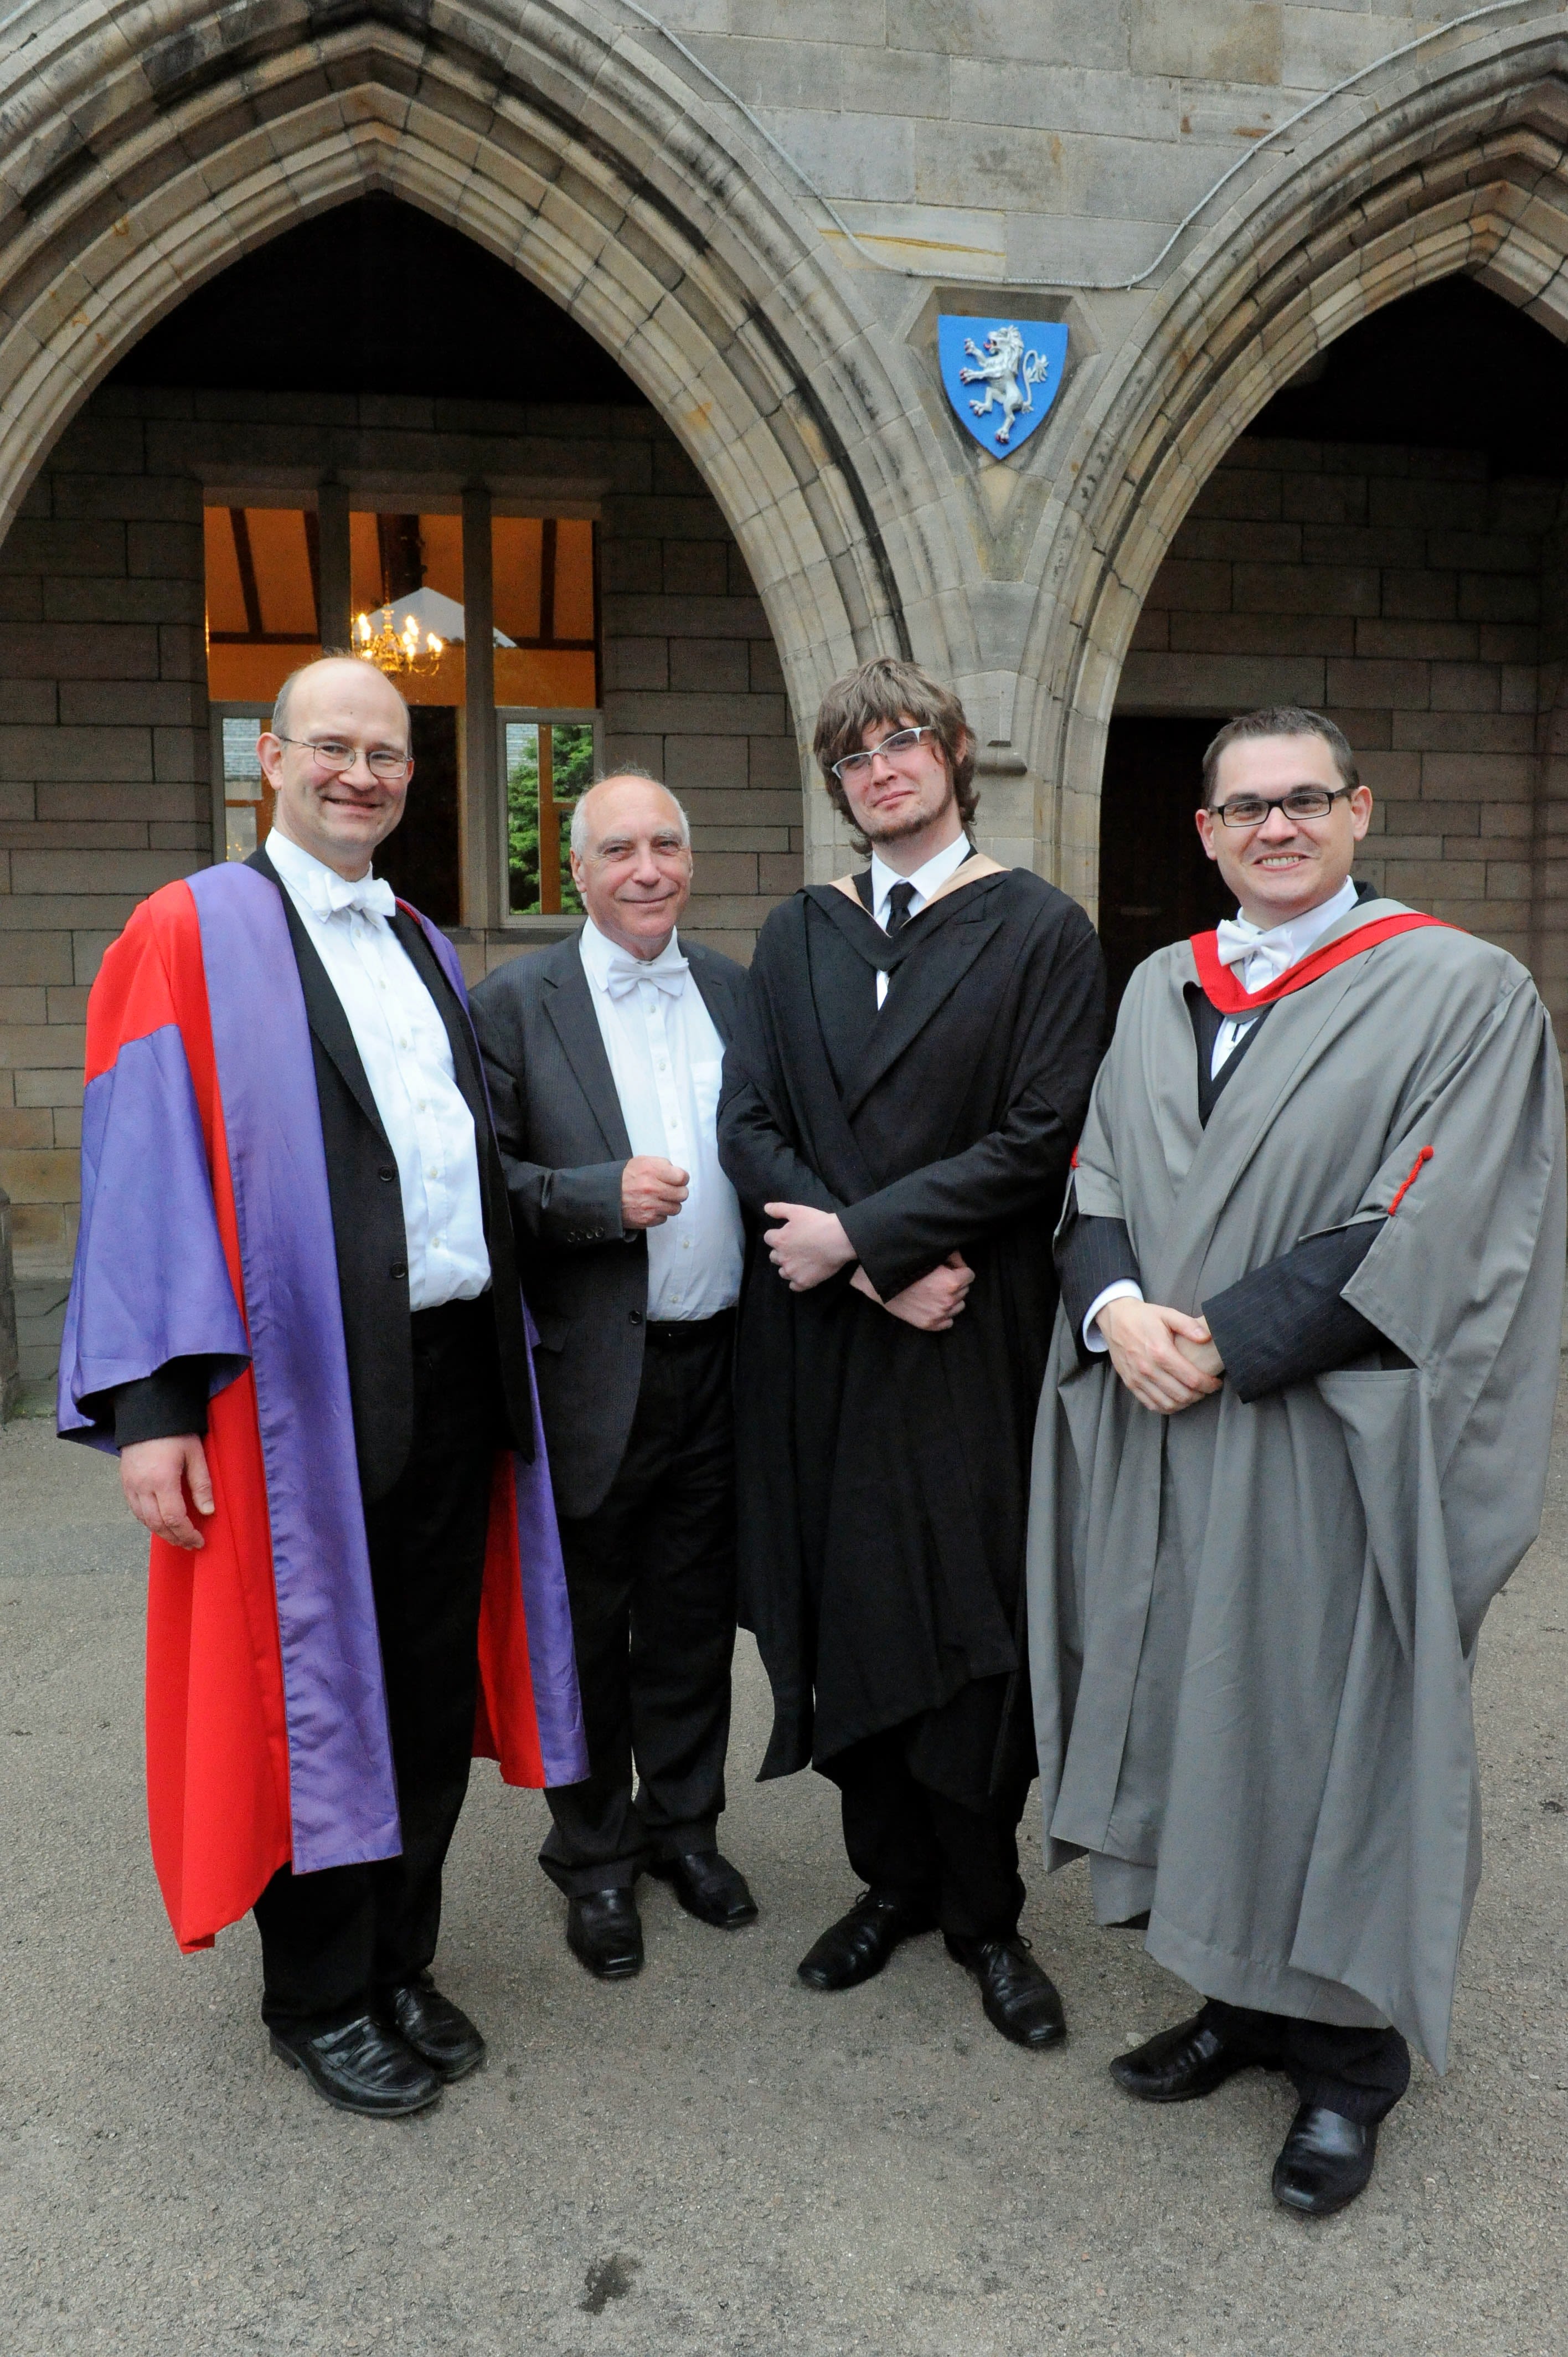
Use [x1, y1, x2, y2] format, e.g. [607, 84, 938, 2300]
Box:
[0, 408, 208, 1270]
[0, 384, 801, 1270]
[1121, 435, 1559, 1003]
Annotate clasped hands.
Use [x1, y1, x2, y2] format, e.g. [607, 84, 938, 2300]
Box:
[1096, 1296, 1224, 1414]
[763, 1202, 973, 1333]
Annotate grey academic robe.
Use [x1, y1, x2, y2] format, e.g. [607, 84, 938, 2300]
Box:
[1025, 898, 1566, 2068]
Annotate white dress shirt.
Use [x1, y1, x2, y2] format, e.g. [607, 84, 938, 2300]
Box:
[578, 917, 745, 1321]
[265, 825, 490, 1311]
[868, 831, 973, 1006]
[1084, 877, 1360, 1351]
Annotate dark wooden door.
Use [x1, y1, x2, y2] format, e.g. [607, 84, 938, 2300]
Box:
[1097, 716, 1234, 1012]
[378, 705, 461, 925]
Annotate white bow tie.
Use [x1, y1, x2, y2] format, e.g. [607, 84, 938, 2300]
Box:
[323, 872, 397, 922]
[1214, 917, 1295, 982]
[604, 946, 689, 1001]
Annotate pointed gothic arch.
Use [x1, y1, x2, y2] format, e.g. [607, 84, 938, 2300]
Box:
[0, 0, 967, 875]
[1026, 24, 1568, 909]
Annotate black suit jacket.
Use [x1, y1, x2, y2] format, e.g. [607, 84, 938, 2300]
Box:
[114, 846, 533, 1500]
[470, 931, 747, 1521]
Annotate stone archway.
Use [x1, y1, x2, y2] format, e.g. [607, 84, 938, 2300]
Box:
[0, 0, 966, 879]
[1028, 21, 1568, 915]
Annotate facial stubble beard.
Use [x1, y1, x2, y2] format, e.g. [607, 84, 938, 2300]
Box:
[853, 771, 957, 847]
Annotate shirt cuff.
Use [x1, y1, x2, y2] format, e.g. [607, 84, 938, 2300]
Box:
[1084, 1279, 1143, 1352]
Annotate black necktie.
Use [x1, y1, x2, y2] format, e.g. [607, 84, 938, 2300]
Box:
[885, 881, 916, 938]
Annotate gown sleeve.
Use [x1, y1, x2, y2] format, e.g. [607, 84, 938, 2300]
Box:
[57, 898, 251, 1452]
[1055, 1192, 1143, 1362]
[837, 910, 1105, 1298]
[1203, 1219, 1396, 1400]
[716, 919, 848, 1218]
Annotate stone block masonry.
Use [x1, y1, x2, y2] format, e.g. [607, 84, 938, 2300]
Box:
[1121, 435, 1566, 1020]
[0, 412, 205, 1269]
[0, 386, 803, 1271]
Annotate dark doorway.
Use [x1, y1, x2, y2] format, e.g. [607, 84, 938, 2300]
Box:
[378, 708, 461, 927]
[109, 194, 648, 405]
[1251, 274, 1568, 475]
[1097, 717, 1233, 1011]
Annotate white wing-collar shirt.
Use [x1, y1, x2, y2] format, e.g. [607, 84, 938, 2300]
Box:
[867, 831, 972, 1006]
[1084, 874, 1360, 1351]
[265, 825, 490, 1311]
[578, 915, 745, 1321]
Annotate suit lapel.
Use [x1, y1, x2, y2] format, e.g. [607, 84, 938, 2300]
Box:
[687, 946, 736, 1047]
[543, 945, 634, 1159]
[391, 910, 485, 1123]
[247, 845, 389, 1145]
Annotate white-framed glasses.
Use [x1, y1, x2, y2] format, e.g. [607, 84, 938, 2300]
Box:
[831, 724, 939, 783]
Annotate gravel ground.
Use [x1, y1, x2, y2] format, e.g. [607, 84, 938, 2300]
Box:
[0, 1411, 1563, 2356]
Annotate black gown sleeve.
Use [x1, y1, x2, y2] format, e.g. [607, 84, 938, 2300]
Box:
[1055, 1200, 1143, 1365]
[109, 1357, 214, 1447]
[716, 1062, 847, 1219]
[1203, 1219, 1399, 1402]
[836, 913, 1106, 1300]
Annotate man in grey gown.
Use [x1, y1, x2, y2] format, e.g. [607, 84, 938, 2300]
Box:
[1028, 705, 1565, 2215]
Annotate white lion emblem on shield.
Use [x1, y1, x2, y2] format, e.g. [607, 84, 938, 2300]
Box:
[958, 323, 1052, 449]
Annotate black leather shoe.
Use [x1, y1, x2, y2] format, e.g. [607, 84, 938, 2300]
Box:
[945, 1933, 1066, 2050]
[1110, 2009, 1267, 2103]
[269, 2013, 442, 2117]
[385, 1973, 486, 2082]
[567, 1887, 644, 1980]
[797, 1890, 938, 1991]
[647, 1849, 759, 1928]
[1272, 2104, 1378, 2217]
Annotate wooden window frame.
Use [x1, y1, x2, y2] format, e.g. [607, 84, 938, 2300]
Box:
[497, 707, 603, 936]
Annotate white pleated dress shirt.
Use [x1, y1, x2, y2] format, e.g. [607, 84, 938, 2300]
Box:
[266, 825, 490, 1311]
[1084, 876, 1360, 1350]
[868, 831, 973, 1006]
[578, 916, 745, 1321]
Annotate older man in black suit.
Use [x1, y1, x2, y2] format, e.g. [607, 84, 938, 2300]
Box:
[471, 772, 755, 1978]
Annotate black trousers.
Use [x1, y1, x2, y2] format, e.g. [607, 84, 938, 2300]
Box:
[255, 1295, 506, 2031]
[1203, 1999, 1412, 2126]
[539, 1313, 738, 1898]
[828, 1721, 1031, 1944]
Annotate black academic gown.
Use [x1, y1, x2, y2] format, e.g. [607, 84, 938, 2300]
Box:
[717, 864, 1105, 1803]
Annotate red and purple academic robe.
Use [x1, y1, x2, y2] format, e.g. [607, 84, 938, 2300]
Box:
[58, 862, 587, 1954]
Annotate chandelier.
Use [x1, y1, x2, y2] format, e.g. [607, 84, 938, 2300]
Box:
[354, 608, 445, 678]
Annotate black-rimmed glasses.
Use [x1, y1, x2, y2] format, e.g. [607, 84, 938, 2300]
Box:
[1211, 784, 1356, 828]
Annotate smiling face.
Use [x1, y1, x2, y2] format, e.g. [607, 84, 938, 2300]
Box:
[1195, 731, 1373, 930]
[256, 658, 412, 880]
[570, 776, 693, 958]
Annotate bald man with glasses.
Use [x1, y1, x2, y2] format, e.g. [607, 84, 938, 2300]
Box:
[59, 656, 584, 2118]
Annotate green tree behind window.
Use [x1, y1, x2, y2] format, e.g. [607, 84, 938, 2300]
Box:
[507, 721, 595, 914]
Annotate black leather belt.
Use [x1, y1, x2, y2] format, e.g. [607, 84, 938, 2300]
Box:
[642, 1308, 736, 1349]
